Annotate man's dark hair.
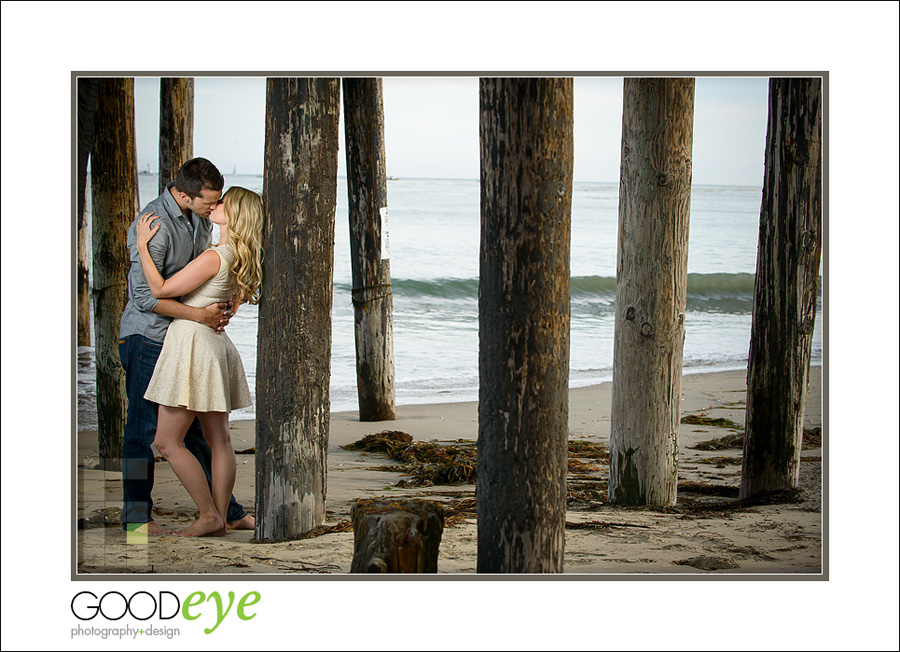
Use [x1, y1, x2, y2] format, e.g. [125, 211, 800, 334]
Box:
[174, 157, 225, 198]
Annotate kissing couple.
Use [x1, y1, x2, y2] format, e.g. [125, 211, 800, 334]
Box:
[118, 157, 263, 537]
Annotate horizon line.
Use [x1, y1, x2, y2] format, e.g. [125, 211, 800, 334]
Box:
[138, 172, 762, 189]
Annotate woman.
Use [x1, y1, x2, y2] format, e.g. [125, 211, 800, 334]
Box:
[136, 186, 263, 537]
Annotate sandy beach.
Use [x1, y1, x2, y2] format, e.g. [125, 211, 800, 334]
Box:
[75, 366, 823, 576]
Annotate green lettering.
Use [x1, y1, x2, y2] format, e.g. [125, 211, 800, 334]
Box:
[182, 592, 204, 621]
[203, 591, 236, 635]
[237, 592, 261, 621]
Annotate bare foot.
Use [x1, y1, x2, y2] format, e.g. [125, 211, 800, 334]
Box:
[228, 514, 255, 530]
[174, 515, 227, 537]
[146, 521, 171, 535]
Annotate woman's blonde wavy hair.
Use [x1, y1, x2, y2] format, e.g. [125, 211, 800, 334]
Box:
[221, 186, 264, 305]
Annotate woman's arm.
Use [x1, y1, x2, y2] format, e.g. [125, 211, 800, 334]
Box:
[136, 213, 220, 298]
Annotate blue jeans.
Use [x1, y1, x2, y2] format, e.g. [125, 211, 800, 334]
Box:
[118, 334, 247, 525]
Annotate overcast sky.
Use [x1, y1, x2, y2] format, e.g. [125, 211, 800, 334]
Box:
[134, 75, 769, 186]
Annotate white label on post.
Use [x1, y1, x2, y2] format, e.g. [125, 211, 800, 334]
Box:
[380, 206, 390, 260]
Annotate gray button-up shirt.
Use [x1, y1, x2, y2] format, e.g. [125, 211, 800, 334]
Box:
[119, 182, 214, 343]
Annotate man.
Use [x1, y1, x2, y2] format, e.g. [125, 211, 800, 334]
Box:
[119, 157, 254, 536]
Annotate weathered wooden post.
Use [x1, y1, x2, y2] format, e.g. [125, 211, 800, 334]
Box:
[477, 78, 573, 573]
[350, 499, 444, 573]
[77, 78, 100, 347]
[158, 77, 194, 194]
[741, 78, 822, 499]
[256, 78, 341, 541]
[90, 77, 139, 471]
[342, 78, 396, 421]
[609, 77, 695, 506]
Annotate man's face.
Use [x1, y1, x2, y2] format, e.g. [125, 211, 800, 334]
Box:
[182, 188, 222, 217]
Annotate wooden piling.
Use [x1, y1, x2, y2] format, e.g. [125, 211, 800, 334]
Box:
[77, 78, 100, 348]
[90, 78, 138, 471]
[256, 78, 341, 541]
[609, 78, 695, 507]
[158, 77, 194, 194]
[350, 499, 444, 573]
[342, 78, 396, 421]
[741, 78, 822, 499]
[477, 78, 573, 573]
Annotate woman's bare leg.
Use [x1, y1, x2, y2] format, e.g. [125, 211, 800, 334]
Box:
[197, 411, 236, 528]
[154, 405, 226, 537]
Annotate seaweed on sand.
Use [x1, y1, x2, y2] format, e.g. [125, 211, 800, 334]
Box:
[690, 432, 745, 451]
[568, 459, 601, 474]
[345, 433, 612, 488]
[682, 413, 745, 450]
[690, 426, 822, 451]
[697, 455, 743, 467]
[343, 432, 477, 486]
[399, 441, 477, 485]
[568, 440, 609, 461]
[344, 432, 611, 499]
[565, 520, 651, 531]
[293, 520, 354, 539]
[567, 440, 609, 506]
[681, 414, 744, 430]
[802, 427, 822, 448]
[339, 431, 805, 526]
[566, 480, 608, 507]
[342, 431, 413, 456]
[655, 485, 804, 516]
[442, 497, 477, 526]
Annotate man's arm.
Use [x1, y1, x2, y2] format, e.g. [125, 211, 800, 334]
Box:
[127, 218, 168, 313]
[153, 299, 233, 333]
[128, 215, 231, 333]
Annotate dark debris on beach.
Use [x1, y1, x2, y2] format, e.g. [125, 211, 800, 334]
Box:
[343, 431, 478, 486]
[684, 413, 822, 451]
[342, 431, 612, 491]
[322, 429, 816, 534]
[682, 414, 745, 431]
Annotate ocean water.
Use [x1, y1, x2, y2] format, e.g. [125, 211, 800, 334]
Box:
[76, 174, 823, 429]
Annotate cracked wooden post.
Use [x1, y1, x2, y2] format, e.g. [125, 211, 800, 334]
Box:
[350, 499, 444, 573]
[740, 78, 822, 499]
[256, 78, 341, 540]
[609, 78, 695, 506]
[477, 78, 573, 573]
[342, 77, 396, 421]
[158, 77, 194, 194]
[77, 77, 100, 347]
[90, 77, 138, 472]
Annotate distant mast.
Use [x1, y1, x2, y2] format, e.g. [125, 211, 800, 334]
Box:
[232, 165, 238, 176]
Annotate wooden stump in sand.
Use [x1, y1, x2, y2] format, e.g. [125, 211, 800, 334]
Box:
[350, 499, 444, 573]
